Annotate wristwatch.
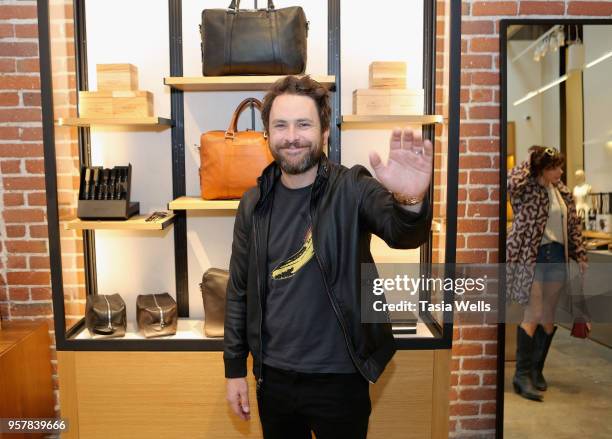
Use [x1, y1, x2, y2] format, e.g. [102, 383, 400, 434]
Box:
[392, 192, 424, 206]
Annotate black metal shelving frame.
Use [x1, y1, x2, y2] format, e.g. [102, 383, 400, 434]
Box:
[38, 0, 461, 351]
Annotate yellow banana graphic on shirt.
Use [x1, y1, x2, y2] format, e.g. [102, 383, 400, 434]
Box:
[271, 229, 314, 280]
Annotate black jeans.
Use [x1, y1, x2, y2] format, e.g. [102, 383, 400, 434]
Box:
[256, 364, 371, 439]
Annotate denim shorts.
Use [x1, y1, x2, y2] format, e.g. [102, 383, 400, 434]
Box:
[533, 242, 566, 283]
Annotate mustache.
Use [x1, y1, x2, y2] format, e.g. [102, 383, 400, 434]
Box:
[278, 140, 312, 149]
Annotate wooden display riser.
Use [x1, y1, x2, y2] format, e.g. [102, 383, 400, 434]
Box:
[58, 349, 450, 438]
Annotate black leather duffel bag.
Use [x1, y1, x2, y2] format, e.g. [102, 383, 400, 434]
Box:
[200, 0, 308, 76]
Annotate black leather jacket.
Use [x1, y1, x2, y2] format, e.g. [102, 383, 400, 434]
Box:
[223, 155, 432, 384]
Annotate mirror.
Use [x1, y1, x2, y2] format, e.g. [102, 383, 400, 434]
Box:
[501, 20, 612, 437]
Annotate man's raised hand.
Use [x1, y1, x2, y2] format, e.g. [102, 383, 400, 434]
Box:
[368, 127, 433, 200]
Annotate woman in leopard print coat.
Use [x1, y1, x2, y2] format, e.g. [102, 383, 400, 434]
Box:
[506, 155, 587, 305]
[506, 146, 588, 401]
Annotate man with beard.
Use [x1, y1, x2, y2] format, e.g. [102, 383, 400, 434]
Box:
[224, 75, 433, 439]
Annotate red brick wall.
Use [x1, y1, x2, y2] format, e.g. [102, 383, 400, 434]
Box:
[451, 1, 612, 437]
[0, 0, 59, 414]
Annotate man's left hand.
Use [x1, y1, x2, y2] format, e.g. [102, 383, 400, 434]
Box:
[369, 127, 433, 201]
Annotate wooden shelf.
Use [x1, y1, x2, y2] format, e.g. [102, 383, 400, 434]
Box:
[57, 117, 172, 127]
[341, 115, 444, 126]
[583, 230, 612, 239]
[65, 213, 175, 231]
[164, 75, 336, 91]
[169, 196, 239, 211]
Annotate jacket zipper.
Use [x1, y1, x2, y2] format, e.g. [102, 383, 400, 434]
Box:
[308, 200, 373, 384]
[253, 214, 264, 391]
[252, 163, 371, 388]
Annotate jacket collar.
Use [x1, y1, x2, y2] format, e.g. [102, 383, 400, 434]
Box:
[553, 180, 571, 196]
[553, 180, 573, 204]
[524, 164, 572, 201]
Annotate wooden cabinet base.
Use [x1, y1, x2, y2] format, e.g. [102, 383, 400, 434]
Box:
[0, 321, 55, 438]
[58, 349, 450, 438]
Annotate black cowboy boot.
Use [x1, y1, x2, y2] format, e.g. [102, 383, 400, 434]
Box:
[513, 326, 543, 402]
[531, 325, 557, 391]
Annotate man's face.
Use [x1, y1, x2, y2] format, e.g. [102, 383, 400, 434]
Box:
[267, 94, 329, 175]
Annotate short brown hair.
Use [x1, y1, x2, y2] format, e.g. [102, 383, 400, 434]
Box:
[261, 75, 331, 133]
[528, 145, 565, 176]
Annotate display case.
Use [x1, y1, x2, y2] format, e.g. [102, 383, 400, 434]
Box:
[40, 0, 460, 437]
[41, 0, 459, 352]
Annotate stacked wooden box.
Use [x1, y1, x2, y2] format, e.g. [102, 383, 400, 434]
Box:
[79, 64, 153, 118]
[353, 62, 424, 116]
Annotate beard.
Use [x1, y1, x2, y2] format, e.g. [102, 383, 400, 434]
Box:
[269, 137, 323, 175]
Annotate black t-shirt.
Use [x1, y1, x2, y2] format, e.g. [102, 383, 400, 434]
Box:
[262, 180, 356, 373]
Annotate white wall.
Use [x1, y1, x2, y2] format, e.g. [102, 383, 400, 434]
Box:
[583, 25, 612, 193]
[507, 39, 561, 165]
[340, 0, 423, 264]
[340, 0, 423, 171]
[84, 0, 425, 322]
[507, 41, 543, 164]
[86, 0, 175, 323]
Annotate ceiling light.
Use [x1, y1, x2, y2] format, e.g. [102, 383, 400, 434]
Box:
[513, 74, 568, 106]
[585, 50, 612, 69]
[537, 74, 568, 94]
[556, 30, 565, 47]
[511, 25, 563, 63]
[549, 36, 558, 52]
[514, 91, 539, 106]
[539, 42, 548, 58]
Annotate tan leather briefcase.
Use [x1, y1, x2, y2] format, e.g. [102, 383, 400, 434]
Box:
[200, 98, 274, 200]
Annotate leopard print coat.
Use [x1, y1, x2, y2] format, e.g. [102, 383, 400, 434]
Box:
[506, 161, 587, 305]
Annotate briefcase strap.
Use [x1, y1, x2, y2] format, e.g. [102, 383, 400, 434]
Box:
[226, 98, 264, 138]
[228, 0, 275, 12]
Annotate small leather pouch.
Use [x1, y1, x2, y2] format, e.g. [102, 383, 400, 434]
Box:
[200, 268, 229, 337]
[85, 293, 127, 339]
[136, 293, 178, 338]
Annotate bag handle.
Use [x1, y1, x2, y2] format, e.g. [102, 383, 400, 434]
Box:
[228, 0, 275, 12]
[225, 98, 265, 139]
